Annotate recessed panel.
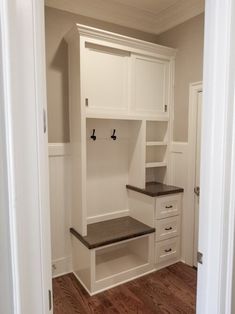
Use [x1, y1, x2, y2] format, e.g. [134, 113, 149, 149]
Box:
[84, 46, 129, 112]
[134, 57, 167, 114]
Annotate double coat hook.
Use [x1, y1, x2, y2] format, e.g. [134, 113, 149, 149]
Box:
[90, 129, 118, 141]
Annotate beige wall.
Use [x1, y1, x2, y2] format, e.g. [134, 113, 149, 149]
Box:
[156, 14, 204, 141]
[45, 7, 157, 142]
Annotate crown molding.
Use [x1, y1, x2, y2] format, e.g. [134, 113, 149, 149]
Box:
[154, 0, 205, 34]
[65, 24, 177, 58]
[45, 0, 204, 35]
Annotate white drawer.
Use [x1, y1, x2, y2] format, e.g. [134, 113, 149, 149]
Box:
[155, 216, 181, 242]
[155, 237, 180, 265]
[155, 194, 182, 219]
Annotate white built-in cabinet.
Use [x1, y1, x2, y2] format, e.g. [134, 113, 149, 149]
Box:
[84, 45, 170, 117]
[65, 24, 180, 295]
[76, 26, 175, 120]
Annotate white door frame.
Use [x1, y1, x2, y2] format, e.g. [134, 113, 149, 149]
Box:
[187, 81, 203, 267]
[0, 0, 52, 313]
[1, 0, 235, 313]
[197, 0, 235, 313]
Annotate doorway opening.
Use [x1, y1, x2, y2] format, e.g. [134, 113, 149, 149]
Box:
[44, 4, 204, 313]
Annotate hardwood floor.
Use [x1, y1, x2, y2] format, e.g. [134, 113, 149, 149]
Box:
[53, 262, 197, 314]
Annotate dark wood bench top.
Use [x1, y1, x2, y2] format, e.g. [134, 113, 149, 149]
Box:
[70, 216, 155, 249]
[126, 182, 184, 197]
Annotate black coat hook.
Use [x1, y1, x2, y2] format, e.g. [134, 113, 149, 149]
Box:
[90, 129, 96, 141]
[111, 129, 117, 140]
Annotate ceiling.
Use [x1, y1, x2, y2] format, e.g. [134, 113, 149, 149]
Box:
[45, 0, 205, 35]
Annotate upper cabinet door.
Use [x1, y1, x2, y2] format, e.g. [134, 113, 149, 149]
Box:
[83, 43, 130, 114]
[131, 55, 170, 116]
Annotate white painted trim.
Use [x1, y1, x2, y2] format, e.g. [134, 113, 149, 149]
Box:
[197, 0, 235, 313]
[52, 257, 72, 278]
[73, 268, 156, 296]
[155, 259, 181, 271]
[187, 81, 203, 267]
[1, 0, 52, 313]
[48, 143, 71, 157]
[45, 0, 204, 35]
[0, 7, 15, 313]
[87, 209, 130, 224]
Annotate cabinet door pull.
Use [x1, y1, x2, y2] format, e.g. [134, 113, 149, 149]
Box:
[165, 227, 173, 231]
[85, 98, 89, 107]
[165, 248, 172, 253]
[165, 205, 173, 209]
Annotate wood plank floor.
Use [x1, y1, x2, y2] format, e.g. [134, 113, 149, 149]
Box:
[53, 262, 197, 314]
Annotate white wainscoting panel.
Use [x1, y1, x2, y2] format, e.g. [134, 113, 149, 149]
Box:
[49, 143, 72, 277]
[170, 142, 194, 266]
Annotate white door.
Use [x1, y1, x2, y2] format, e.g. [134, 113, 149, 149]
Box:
[84, 43, 129, 113]
[132, 55, 169, 116]
[193, 91, 202, 267]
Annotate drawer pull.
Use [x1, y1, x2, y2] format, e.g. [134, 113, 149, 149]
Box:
[165, 227, 173, 231]
[165, 248, 172, 253]
[165, 205, 173, 209]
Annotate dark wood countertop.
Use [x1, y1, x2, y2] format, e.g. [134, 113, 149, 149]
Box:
[70, 216, 155, 249]
[126, 182, 184, 197]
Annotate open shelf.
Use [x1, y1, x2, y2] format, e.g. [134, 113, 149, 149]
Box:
[146, 121, 168, 142]
[146, 145, 167, 164]
[96, 248, 146, 281]
[146, 162, 167, 168]
[71, 218, 155, 295]
[95, 236, 149, 282]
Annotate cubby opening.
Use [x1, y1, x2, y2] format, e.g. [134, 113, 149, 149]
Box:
[146, 145, 167, 164]
[146, 121, 168, 143]
[86, 118, 145, 221]
[95, 236, 149, 282]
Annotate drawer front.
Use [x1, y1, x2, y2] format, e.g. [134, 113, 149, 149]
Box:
[155, 237, 180, 265]
[155, 194, 182, 219]
[155, 216, 181, 242]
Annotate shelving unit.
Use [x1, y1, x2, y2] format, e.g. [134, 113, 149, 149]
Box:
[65, 24, 178, 295]
[145, 120, 169, 183]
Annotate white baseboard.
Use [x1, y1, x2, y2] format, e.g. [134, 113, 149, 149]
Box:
[73, 268, 156, 296]
[52, 256, 72, 278]
[87, 209, 130, 224]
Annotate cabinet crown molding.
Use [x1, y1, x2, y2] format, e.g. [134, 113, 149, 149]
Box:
[65, 24, 177, 59]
